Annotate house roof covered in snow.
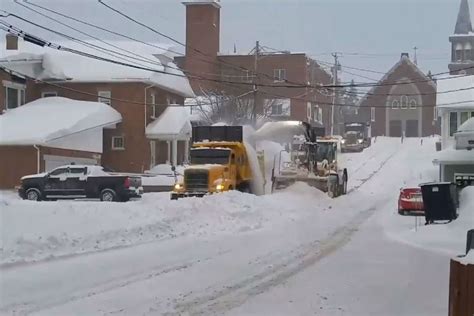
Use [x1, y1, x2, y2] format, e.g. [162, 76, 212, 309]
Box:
[0, 97, 122, 146]
[0, 39, 194, 97]
[437, 75, 474, 111]
[146, 106, 192, 141]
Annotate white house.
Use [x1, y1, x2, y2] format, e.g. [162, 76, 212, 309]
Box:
[434, 117, 474, 182]
[437, 75, 474, 150]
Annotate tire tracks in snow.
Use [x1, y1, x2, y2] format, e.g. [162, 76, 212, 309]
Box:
[164, 207, 378, 316]
[347, 148, 399, 194]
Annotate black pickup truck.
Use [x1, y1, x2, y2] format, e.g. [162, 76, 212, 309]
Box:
[18, 165, 143, 202]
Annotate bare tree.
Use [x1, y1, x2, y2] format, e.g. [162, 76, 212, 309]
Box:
[191, 90, 288, 126]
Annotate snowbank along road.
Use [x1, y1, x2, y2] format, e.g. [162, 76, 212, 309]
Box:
[1, 137, 463, 316]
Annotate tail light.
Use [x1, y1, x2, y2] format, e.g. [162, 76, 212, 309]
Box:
[124, 177, 131, 188]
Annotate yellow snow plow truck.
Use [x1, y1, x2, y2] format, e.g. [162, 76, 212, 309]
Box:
[171, 126, 252, 200]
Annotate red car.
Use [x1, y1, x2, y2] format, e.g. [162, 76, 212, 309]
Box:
[398, 187, 425, 215]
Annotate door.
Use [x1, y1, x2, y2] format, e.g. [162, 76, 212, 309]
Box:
[406, 120, 419, 137]
[44, 167, 69, 197]
[389, 120, 402, 137]
[64, 167, 88, 197]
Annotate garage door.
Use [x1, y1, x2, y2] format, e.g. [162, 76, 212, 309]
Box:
[389, 120, 402, 137]
[44, 155, 98, 171]
[406, 120, 419, 137]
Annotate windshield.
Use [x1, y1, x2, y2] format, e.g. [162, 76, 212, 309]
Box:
[316, 143, 336, 162]
[190, 149, 230, 165]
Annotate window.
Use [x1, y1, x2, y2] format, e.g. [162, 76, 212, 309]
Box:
[41, 91, 58, 98]
[460, 112, 470, 125]
[112, 136, 125, 150]
[371, 107, 376, 122]
[271, 103, 283, 115]
[409, 99, 417, 109]
[69, 168, 86, 176]
[98, 90, 111, 105]
[391, 100, 399, 109]
[151, 93, 157, 118]
[49, 168, 68, 177]
[273, 69, 287, 82]
[449, 112, 458, 136]
[242, 70, 253, 82]
[400, 96, 409, 109]
[4, 81, 26, 110]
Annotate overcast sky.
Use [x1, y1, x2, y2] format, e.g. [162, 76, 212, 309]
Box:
[0, 0, 468, 85]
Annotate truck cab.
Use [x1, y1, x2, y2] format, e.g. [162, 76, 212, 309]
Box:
[171, 126, 252, 200]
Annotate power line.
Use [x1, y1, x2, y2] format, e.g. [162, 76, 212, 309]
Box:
[2, 65, 473, 111]
[2, 15, 474, 94]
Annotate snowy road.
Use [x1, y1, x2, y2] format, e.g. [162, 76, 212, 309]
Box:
[0, 138, 458, 316]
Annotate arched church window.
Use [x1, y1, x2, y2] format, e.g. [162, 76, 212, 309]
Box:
[455, 43, 463, 61]
[391, 100, 399, 109]
[400, 95, 409, 109]
[409, 99, 417, 109]
[464, 42, 472, 61]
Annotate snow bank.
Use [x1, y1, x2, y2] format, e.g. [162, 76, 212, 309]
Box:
[0, 182, 331, 265]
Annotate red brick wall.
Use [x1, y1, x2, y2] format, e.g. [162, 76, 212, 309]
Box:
[0, 145, 100, 189]
[183, 3, 220, 92]
[359, 60, 438, 137]
[0, 146, 37, 189]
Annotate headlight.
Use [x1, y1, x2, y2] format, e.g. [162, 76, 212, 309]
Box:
[358, 139, 363, 144]
[174, 183, 183, 190]
[216, 184, 224, 191]
[341, 139, 346, 144]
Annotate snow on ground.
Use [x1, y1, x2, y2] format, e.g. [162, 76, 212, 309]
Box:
[1, 137, 465, 316]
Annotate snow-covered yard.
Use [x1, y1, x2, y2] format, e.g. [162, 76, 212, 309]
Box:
[0, 137, 472, 316]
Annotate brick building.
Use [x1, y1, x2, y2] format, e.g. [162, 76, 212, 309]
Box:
[449, 0, 474, 75]
[175, 0, 333, 130]
[357, 54, 438, 137]
[1, 37, 194, 187]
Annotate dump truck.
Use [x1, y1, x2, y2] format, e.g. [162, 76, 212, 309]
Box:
[171, 126, 252, 200]
[341, 122, 371, 152]
[254, 121, 348, 198]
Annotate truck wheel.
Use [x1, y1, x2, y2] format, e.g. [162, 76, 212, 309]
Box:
[100, 189, 117, 202]
[25, 188, 42, 201]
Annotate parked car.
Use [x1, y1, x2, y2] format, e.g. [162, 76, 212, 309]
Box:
[18, 165, 143, 202]
[398, 187, 424, 215]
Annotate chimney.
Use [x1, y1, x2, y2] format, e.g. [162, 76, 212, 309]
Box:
[182, 0, 221, 92]
[6, 34, 18, 50]
[401, 52, 409, 59]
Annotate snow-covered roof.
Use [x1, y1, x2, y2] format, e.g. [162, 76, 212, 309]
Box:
[146, 106, 192, 140]
[437, 75, 474, 110]
[434, 148, 474, 164]
[0, 97, 122, 146]
[0, 39, 194, 97]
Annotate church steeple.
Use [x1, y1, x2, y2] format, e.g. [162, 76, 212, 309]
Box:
[455, 0, 473, 34]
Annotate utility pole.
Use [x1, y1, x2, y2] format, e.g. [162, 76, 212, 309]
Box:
[253, 41, 260, 126]
[330, 52, 340, 136]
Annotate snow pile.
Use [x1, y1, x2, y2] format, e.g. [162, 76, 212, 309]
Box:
[437, 75, 474, 110]
[454, 250, 474, 265]
[0, 184, 331, 265]
[0, 97, 122, 146]
[141, 175, 177, 186]
[146, 164, 185, 175]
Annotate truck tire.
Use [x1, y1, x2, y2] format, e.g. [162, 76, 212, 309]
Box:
[100, 188, 117, 202]
[25, 188, 42, 201]
[237, 182, 251, 193]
